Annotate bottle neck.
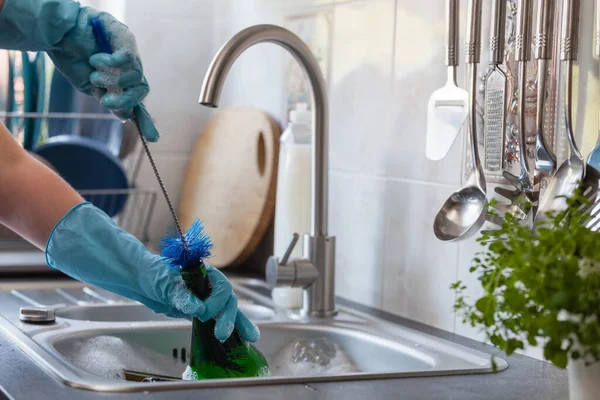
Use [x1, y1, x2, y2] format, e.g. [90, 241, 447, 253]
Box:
[181, 261, 211, 301]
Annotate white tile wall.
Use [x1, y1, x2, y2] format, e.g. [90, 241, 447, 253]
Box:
[124, 0, 551, 362]
[382, 180, 458, 332]
[329, 171, 387, 308]
[329, 0, 395, 176]
[125, 3, 215, 154]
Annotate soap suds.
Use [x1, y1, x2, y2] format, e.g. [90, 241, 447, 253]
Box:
[57, 335, 184, 380]
[268, 337, 359, 377]
[182, 365, 198, 381]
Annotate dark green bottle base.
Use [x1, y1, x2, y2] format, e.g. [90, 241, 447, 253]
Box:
[184, 343, 271, 380]
[181, 265, 271, 380]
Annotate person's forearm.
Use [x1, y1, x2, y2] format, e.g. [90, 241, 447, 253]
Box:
[0, 124, 83, 248]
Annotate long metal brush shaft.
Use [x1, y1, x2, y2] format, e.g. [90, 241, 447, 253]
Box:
[132, 113, 185, 240]
[89, 18, 187, 244]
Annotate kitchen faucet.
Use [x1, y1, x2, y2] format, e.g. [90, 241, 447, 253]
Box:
[198, 24, 336, 318]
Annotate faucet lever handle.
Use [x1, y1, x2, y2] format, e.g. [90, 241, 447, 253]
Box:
[280, 233, 300, 265]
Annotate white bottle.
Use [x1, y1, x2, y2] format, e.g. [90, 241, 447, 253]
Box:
[272, 103, 312, 309]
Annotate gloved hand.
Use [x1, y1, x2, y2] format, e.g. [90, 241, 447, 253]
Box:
[0, 0, 159, 142]
[46, 202, 259, 343]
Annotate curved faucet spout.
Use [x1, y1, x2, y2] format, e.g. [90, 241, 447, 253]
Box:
[199, 24, 329, 237]
[200, 25, 335, 318]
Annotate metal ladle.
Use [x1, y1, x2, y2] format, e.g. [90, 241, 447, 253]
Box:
[434, 0, 487, 242]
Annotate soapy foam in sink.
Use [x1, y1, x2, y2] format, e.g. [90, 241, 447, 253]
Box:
[58, 335, 183, 380]
[268, 337, 359, 377]
[182, 365, 198, 381]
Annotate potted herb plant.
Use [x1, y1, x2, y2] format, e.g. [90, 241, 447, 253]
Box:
[452, 192, 600, 400]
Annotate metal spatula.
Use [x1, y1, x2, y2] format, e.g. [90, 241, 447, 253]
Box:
[426, 0, 468, 161]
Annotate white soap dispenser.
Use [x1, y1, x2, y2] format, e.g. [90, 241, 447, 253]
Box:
[272, 103, 312, 309]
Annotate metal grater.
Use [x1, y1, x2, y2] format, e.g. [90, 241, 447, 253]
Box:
[483, 0, 508, 172]
[484, 87, 506, 170]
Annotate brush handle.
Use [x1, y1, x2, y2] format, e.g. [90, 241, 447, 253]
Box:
[534, 0, 554, 60]
[90, 17, 114, 54]
[595, 0, 600, 57]
[561, 0, 581, 61]
[489, 0, 507, 64]
[515, 0, 533, 62]
[465, 0, 482, 64]
[446, 0, 460, 66]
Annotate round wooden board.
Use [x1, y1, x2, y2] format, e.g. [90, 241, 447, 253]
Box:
[179, 107, 281, 269]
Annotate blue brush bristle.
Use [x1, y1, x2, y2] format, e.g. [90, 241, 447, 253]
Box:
[159, 219, 213, 270]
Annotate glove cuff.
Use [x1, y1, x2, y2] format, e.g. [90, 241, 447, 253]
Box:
[0, 0, 80, 51]
[45, 201, 160, 285]
[45, 201, 91, 270]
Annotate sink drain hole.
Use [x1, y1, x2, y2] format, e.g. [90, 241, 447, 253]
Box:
[181, 348, 186, 363]
[172, 348, 178, 359]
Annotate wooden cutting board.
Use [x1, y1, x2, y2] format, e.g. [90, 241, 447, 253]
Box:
[179, 107, 281, 268]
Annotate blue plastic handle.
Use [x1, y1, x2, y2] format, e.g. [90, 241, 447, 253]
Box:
[90, 17, 113, 54]
[89, 15, 156, 141]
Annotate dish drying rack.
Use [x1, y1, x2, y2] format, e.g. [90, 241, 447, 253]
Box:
[0, 110, 158, 252]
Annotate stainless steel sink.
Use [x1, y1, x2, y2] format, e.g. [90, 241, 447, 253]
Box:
[0, 278, 507, 392]
[55, 304, 178, 322]
[50, 323, 436, 381]
[54, 303, 275, 323]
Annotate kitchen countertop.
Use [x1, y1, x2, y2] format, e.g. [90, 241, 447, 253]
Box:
[0, 280, 568, 400]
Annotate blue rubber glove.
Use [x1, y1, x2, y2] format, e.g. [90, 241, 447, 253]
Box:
[46, 203, 259, 343]
[0, 0, 159, 142]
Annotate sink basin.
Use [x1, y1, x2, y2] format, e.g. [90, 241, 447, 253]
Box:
[0, 279, 507, 392]
[52, 323, 436, 381]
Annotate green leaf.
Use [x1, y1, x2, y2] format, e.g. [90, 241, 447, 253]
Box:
[527, 334, 538, 347]
[506, 339, 524, 355]
[550, 351, 568, 369]
[550, 291, 570, 308]
[491, 356, 498, 372]
[475, 295, 496, 313]
[490, 334, 505, 348]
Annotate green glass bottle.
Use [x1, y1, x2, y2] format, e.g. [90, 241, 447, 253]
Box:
[160, 219, 270, 380]
[181, 261, 271, 380]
